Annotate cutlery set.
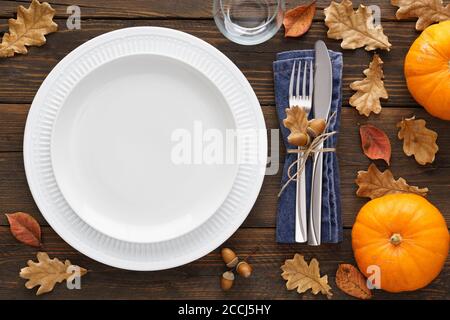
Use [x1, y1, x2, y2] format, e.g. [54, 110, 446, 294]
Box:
[290, 40, 333, 245]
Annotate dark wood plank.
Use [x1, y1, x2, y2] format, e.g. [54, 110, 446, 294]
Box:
[0, 0, 407, 19]
[0, 19, 422, 106]
[1, 105, 449, 227]
[0, 226, 448, 299]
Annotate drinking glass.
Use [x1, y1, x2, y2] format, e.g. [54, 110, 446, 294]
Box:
[213, 0, 285, 45]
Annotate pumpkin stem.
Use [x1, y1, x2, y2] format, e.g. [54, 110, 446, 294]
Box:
[390, 233, 403, 246]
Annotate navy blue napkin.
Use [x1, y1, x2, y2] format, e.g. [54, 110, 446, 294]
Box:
[274, 50, 343, 243]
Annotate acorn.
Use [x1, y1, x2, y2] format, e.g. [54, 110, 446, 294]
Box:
[221, 248, 238, 268]
[221, 271, 235, 290]
[288, 132, 309, 147]
[307, 118, 326, 138]
[236, 261, 253, 278]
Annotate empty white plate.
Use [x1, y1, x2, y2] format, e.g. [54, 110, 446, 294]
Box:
[24, 27, 266, 270]
[51, 53, 238, 243]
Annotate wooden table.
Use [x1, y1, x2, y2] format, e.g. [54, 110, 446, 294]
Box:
[0, 0, 448, 300]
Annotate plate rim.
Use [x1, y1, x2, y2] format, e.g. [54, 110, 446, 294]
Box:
[23, 27, 267, 271]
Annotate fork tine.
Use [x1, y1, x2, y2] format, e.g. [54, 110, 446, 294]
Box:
[289, 61, 296, 103]
[302, 60, 307, 100]
[296, 61, 301, 103]
[309, 60, 314, 99]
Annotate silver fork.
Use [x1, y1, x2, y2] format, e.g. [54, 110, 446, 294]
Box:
[288, 60, 313, 243]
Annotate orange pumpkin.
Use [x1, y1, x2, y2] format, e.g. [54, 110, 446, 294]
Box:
[404, 21, 450, 120]
[352, 193, 449, 293]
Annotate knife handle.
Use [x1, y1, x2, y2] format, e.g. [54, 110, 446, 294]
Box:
[308, 143, 323, 246]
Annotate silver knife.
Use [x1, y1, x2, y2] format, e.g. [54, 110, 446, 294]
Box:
[308, 40, 333, 246]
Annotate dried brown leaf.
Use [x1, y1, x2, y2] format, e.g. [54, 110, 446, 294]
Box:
[283, 106, 309, 146]
[397, 116, 439, 165]
[336, 264, 372, 299]
[5, 212, 41, 247]
[355, 163, 429, 199]
[350, 54, 388, 116]
[359, 124, 391, 164]
[20, 252, 87, 295]
[283, 1, 316, 37]
[324, 0, 392, 51]
[281, 254, 332, 298]
[391, 0, 450, 30]
[0, 0, 58, 58]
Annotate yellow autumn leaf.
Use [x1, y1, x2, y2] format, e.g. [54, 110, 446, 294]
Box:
[281, 254, 332, 298]
[0, 0, 58, 58]
[20, 252, 87, 295]
[391, 0, 450, 30]
[324, 0, 392, 51]
[350, 54, 389, 117]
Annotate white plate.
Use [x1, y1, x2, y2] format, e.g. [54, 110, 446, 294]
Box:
[51, 53, 239, 243]
[24, 27, 266, 270]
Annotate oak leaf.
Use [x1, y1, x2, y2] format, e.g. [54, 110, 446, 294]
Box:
[359, 124, 391, 164]
[281, 254, 332, 298]
[5, 212, 41, 247]
[324, 0, 392, 51]
[350, 54, 388, 116]
[20, 252, 87, 295]
[397, 116, 439, 165]
[335, 264, 372, 299]
[391, 0, 450, 30]
[283, 1, 316, 37]
[0, 0, 58, 58]
[283, 106, 309, 146]
[355, 163, 429, 199]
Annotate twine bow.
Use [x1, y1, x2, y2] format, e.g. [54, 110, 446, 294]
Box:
[278, 112, 338, 197]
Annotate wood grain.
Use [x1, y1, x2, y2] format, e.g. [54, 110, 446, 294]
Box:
[0, 0, 408, 20]
[0, 19, 421, 106]
[1, 105, 449, 228]
[0, 226, 448, 300]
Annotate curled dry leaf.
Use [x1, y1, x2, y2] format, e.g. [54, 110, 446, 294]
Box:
[336, 264, 372, 300]
[20, 252, 87, 296]
[0, 0, 58, 58]
[355, 163, 429, 199]
[281, 254, 332, 298]
[283, 1, 316, 37]
[350, 54, 388, 117]
[283, 106, 309, 146]
[360, 124, 391, 164]
[324, 0, 392, 51]
[5, 212, 41, 247]
[397, 116, 438, 165]
[391, 0, 450, 30]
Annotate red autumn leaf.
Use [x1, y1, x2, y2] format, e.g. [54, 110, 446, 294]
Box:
[359, 124, 391, 165]
[5, 212, 41, 247]
[335, 264, 372, 299]
[283, 1, 316, 38]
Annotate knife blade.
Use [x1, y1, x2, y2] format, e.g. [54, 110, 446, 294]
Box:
[308, 40, 333, 246]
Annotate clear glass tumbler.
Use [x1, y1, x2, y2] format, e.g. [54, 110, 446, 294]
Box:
[213, 0, 285, 45]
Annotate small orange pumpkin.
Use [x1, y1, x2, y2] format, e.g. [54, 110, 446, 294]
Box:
[404, 21, 450, 120]
[352, 193, 449, 293]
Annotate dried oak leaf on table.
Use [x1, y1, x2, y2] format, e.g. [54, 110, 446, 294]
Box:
[0, 0, 58, 58]
[397, 116, 439, 165]
[20, 252, 87, 295]
[5, 212, 41, 247]
[355, 163, 429, 199]
[335, 264, 372, 300]
[324, 0, 392, 51]
[391, 0, 450, 30]
[281, 254, 332, 298]
[350, 54, 388, 116]
[283, 1, 316, 37]
[359, 124, 391, 164]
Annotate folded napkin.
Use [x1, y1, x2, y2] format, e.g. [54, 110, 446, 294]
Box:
[274, 50, 343, 243]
